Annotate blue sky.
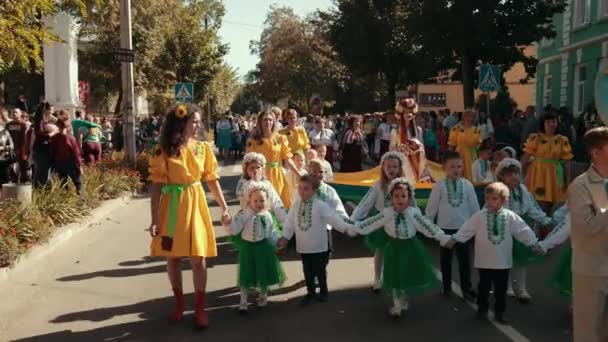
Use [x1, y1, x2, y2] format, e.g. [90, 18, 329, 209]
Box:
[219, 0, 333, 78]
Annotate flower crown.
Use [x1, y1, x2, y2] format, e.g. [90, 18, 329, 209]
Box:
[380, 151, 407, 167]
[501, 146, 517, 159]
[388, 177, 415, 197]
[244, 181, 271, 199]
[395, 98, 418, 115]
[174, 104, 188, 119]
[496, 158, 522, 176]
[243, 152, 267, 168]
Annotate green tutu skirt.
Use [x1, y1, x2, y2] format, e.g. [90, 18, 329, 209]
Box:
[512, 240, 544, 267]
[382, 236, 439, 295]
[363, 208, 389, 252]
[548, 247, 572, 298]
[234, 237, 285, 292]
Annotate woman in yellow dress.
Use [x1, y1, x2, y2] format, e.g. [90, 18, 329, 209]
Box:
[522, 112, 573, 205]
[247, 111, 303, 208]
[448, 110, 481, 181]
[279, 108, 310, 154]
[148, 104, 230, 329]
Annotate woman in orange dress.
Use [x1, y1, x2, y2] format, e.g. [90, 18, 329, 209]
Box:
[448, 110, 481, 181]
[521, 112, 573, 205]
[148, 104, 230, 329]
[247, 111, 303, 208]
[279, 109, 310, 155]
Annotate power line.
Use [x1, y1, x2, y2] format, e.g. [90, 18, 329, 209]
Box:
[223, 19, 263, 29]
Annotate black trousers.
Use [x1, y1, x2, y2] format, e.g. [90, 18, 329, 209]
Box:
[55, 162, 82, 194]
[477, 268, 510, 314]
[440, 229, 472, 292]
[301, 251, 330, 296]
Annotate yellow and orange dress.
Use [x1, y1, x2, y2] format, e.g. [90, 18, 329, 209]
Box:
[279, 126, 310, 155]
[148, 139, 219, 258]
[247, 134, 293, 208]
[448, 124, 481, 181]
[523, 133, 573, 203]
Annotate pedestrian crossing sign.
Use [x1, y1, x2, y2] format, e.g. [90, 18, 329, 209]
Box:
[175, 83, 194, 102]
[479, 64, 501, 92]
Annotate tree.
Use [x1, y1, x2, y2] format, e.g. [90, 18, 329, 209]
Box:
[205, 64, 240, 119]
[410, 0, 566, 108]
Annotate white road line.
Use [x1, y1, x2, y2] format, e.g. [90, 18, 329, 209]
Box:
[431, 268, 531, 342]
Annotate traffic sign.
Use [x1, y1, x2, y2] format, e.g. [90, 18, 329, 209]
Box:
[175, 83, 194, 102]
[479, 64, 501, 92]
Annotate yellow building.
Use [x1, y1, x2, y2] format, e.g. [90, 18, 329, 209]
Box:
[412, 46, 537, 112]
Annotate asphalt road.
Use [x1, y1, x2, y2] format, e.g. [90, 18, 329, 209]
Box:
[0, 159, 573, 342]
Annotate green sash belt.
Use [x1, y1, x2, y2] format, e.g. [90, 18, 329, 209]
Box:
[161, 182, 201, 238]
[537, 158, 565, 188]
[267, 162, 280, 168]
[470, 146, 479, 161]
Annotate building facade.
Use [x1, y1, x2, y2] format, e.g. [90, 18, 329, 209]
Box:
[536, 0, 608, 116]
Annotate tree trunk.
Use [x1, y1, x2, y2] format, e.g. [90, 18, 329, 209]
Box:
[114, 89, 123, 115]
[460, 48, 475, 109]
[0, 79, 5, 106]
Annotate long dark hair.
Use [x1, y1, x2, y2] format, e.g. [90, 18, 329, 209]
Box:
[160, 104, 201, 157]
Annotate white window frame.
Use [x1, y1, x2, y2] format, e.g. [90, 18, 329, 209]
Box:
[543, 74, 553, 107]
[600, 0, 608, 19]
[573, 64, 586, 116]
[574, 0, 591, 28]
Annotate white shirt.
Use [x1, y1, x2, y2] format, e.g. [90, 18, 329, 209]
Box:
[539, 214, 570, 252]
[452, 208, 539, 269]
[472, 159, 494, 183]
[425, 178, 480, 230]
[478, 119, 494, 141]
[226, 209, 279, 243]
[323, 160, 334, 182]
[377, 123, 393, 141]
[354, 207, 450, 244]
[235, 178, 288, 226]
[283, 198, 352, 254]
[505, 184, 552, 226]
[351, 182, 390, 221]
[309, 128, 337, 147]
[292, 182, 348, 229]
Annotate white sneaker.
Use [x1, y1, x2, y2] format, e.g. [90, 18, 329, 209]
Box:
[389, 306, 402, 318]
[517, 289, 532, 300]
[507, 287, 515, 297]
[372, 280, 383, 292]
[401, 298, 410, 311]
[256, 294, 268, 307]
[238, 302, 248, 312]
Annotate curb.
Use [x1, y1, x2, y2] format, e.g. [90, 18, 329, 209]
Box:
[0, 195, 133, 283]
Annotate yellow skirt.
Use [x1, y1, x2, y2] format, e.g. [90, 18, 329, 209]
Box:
[266, 166, 292, 208]
[525, 160, 564, 204]
[150, 184, 218, 258]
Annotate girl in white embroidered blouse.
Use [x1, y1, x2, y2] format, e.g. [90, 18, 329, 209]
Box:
[349, 178, 450, 318]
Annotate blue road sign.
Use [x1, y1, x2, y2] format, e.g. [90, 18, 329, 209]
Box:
[479, 64, 501, 92]
[175, 83, 194, 102]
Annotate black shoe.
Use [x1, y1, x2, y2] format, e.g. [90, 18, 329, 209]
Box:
[299, 294, 315, 307]
[516, 296, 530, 305]
[442, 288, 453, 298]
[317, 293, 328, 303]
[463, 289, 477, 302]
[476, 311, 488, 321]
[495, 313, 509, 324]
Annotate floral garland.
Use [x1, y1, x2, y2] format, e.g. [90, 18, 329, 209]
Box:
[298, 199, 314, 232]
[486, 209, 507, 245]
[446, 178, 464, 207]
[393, 212, 412, 239]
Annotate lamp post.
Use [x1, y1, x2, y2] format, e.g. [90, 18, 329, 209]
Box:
[119, 0, 136, 166]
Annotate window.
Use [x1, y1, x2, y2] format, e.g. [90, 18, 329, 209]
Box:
[543, 75, 553, 107]
[419, 93, 447, 107]
[574, 0, 591, 27]
[574, 65, 586, 115]
[600, 0, 608, 18]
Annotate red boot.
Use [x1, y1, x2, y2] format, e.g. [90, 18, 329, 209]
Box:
[169, 288, 185, 323]
[194, 290, 209, 329]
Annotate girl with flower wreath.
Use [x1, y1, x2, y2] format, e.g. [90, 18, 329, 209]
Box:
[246, 111, 304, 208]
[495, 158, 553, 303]
[390, 98, 430, 182]
[148, 104, 231, 329]
[350, 178, 451, 318]
[350, 151, 412, 292]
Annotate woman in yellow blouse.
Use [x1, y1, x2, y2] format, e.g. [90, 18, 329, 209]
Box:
[448, 110, 481, 181]
[148, 104, 230, 329]
[522, 112, 573, 204]
[247, 111, 303, 208]
[279, 108, 310, 154]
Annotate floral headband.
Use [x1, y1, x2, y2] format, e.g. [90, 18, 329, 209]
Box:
[244, 181, 271, 199]
[243, 152, 267, 168]
[381, 151, 406, 167]
[395, 98, 418, 115]
[501, 146, 517, 159]
[174, 104, 188, 119]
[496, 158, 522, 176]
[388, 177, 415, 197]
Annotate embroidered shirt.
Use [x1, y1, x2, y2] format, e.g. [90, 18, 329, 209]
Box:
[235, 178, 288, 226]
[472, 159, 494, 184]
[506, 184, 552, 226]
[425, 177, 480, 230]
[227, 209, 279, 243]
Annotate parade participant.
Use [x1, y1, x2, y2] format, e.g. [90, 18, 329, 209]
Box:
[314, 145, 334, 182]
[426, 151, 479, 300]
[495, 158, 551, 303]
[448, 109, 481, 181]
[351, 178, 450, 318]
[339, 115, 365, 172]
[235, 152, 288, 226]
[279, 109, 310, 155]
[446, 182, 543, 324]
[148, 104, 230, 329]
[225, 182, 285, 312]
[567, 127, 608, 342]
[216, 115, 233, 160]
[305, 148, 318, 165]
[278, 175, 354, 305]
[538, 205, 571, 298]
[351, 151, 409, 292]
[390, 98, 429, 182]
[246, 111, 302, 208]
[308, 117, 338, 165]
[522, 111, 573, 205]
[286, 151, 307, 203]
[472, 141, 494, 184]
[306, 158, 348, 218]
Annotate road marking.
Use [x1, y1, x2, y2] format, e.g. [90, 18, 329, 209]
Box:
[432, 268, 530, 342]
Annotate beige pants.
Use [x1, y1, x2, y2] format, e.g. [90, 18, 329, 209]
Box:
[573, 274, 608, 342]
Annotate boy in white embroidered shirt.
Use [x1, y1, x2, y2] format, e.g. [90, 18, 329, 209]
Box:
[471, 142, 494, 184]
[278, 175, 354, 306]
[426, 151, 480, 300]
[314, 145, 334, 182]
[445, 182, 543, 324]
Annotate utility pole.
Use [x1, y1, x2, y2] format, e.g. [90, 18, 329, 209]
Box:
[120, 0, 136, 166]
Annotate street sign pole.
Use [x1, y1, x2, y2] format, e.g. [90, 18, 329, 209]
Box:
[120, 0, 136, 167]
[486, 91, 491, 117]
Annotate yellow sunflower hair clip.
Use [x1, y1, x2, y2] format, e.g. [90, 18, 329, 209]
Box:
[175, 104, 188, 119]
